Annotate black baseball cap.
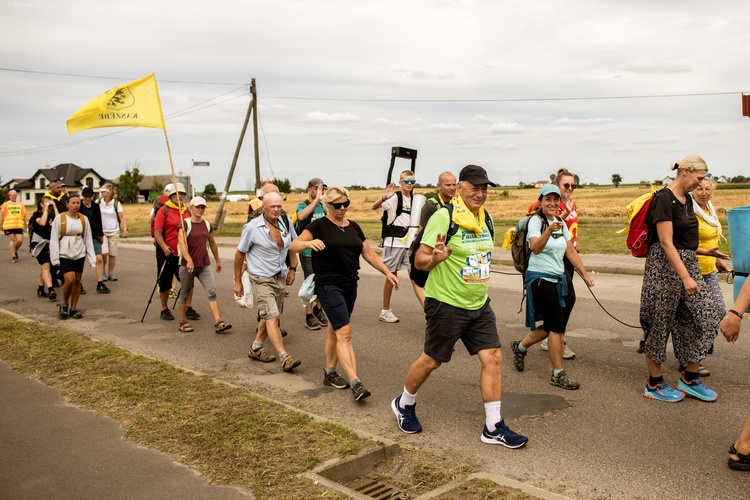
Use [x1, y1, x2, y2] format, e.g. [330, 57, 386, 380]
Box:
[458, 165, 496, 187]
[82, 186, 95, 196]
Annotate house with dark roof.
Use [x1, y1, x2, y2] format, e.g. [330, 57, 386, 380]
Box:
[11, 163, 114, 206]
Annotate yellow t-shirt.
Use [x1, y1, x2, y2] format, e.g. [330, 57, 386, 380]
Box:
[696, 216, 720, 275]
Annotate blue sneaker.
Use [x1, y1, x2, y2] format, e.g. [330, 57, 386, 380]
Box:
[391, 396, 422, 434]
[677, 376, 717, 402]
[481, 419, 528, 449]
[643, 379, 684, 402]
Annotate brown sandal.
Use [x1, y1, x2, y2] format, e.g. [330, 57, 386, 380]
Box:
[178, 321, 194, 332]
[215, 320, 232, 334]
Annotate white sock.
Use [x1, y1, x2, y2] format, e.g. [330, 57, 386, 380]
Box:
[381, 309, 390, 315]
[251, 342, 263, 351]
[400, 387, 416, 408]
[484, 401, 502, 429]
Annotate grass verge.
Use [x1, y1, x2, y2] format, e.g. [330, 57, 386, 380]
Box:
[0, 313, 500, 499]
[0, 313, 364, 498]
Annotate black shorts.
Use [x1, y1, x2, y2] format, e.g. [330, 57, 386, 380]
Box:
[300, 255, 314, 278]
[316, 281, 357, 331]
[423, 297, 500, 363]
[157, 253, 180, 293]
[59, 257, 85, 274]
[530, 278, 574, 334]
[4, 228, 23, 235]
[34, 245, 50, 266]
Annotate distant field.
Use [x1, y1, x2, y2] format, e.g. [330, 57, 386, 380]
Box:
[123, 186, 748, 255]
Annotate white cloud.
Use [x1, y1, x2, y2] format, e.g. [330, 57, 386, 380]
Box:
[488, 122, 527, 134]
[430, 123, 461, 130]
[303, 111, 360, 124]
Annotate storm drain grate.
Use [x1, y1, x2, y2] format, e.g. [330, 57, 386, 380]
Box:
[352, 479, 406, 499]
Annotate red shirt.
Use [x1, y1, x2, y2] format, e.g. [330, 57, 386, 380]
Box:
[154, 205, 190, 254]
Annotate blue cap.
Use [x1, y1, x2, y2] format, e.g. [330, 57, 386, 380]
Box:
[539, 184, 561, 198]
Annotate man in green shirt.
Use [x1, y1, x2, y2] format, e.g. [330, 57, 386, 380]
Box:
[391, 165, 528, 449]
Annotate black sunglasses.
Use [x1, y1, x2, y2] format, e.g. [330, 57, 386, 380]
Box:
[563, 183, 577, 189]
[328, 200, 350, 209]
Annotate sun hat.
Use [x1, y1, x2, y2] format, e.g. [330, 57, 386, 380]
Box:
[168, 183, 187, 195]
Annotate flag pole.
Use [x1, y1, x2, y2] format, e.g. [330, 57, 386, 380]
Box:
[162, 128, 187, 231]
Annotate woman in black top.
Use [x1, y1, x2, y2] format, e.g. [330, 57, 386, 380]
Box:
[290, 186, 398, 401]
[30, 196, 57, 300]
[641, 155, 720, 403]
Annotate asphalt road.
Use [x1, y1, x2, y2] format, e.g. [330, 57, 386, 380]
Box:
[1, 243, 748, 499]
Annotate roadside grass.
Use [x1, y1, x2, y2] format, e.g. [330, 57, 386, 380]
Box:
[0, 314, 492, 499]
[0, 314, 362, 497]
[124, 186, 745, 254]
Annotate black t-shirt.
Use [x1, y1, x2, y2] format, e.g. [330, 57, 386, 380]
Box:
[306, 217, 366, 285]
[647, 188, 698, 250]
[30, 209, 54, 240]
[79, 201, 103, 239]
[419, 197, 445, 229]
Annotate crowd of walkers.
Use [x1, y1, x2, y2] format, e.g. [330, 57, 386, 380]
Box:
[2, 158, 748, 469]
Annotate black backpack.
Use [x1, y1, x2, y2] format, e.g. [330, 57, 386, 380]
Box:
[380, 192, 411, 242]
[409, 204, 494, 288]
[510, 212, 560, 276]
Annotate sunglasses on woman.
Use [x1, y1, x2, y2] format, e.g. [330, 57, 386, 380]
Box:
[328, 200, 351, 209]
[563, 183, 577, 189]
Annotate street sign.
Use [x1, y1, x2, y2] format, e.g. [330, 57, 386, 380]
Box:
[193, 161, 210, 166]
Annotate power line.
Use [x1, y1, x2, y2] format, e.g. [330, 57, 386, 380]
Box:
[0, 88, 250, 158]
[262, 91, 745, 103]
[0, 67, 247, 86]
[2, 67, 745, 101]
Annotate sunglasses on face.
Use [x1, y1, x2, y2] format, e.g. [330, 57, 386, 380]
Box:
[563, 183, 577, 189]
[402, 179, 416, 184]
[328, 200, 350, 209]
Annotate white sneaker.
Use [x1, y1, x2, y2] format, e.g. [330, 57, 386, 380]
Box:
[379, 310, 399, 323]
[540, 339, 576, 359]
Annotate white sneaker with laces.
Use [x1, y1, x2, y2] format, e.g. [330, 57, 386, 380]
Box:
[379, 310, 399, 323]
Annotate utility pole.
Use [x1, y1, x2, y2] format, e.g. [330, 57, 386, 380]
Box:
[213, 79, 256, 229]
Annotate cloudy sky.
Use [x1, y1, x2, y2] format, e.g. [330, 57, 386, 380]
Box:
[2, 0, 749, 192]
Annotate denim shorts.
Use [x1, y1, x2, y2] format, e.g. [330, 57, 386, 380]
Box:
[316, 281, 358, 330]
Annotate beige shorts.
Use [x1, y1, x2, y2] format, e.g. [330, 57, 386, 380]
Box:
[102, 231, 119, 256]
[249, 273, 286, 320]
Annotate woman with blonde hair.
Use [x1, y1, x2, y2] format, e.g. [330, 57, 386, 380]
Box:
[641, 155, 720, 403]
[290, 186, 398, 401]
[97, 183, 128, 281]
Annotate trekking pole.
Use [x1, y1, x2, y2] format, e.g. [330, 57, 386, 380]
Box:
[141, 260, 167, 323]
[171, 288, 181, 310]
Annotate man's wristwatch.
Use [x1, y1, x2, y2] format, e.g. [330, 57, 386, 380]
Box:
[288, 266, 297, 271]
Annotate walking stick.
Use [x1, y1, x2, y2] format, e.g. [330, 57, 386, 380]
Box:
[171, 288, 181, 310]
[141, 260, 168, 322]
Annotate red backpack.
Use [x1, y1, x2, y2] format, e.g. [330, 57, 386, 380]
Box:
[618, 186, 660, 258]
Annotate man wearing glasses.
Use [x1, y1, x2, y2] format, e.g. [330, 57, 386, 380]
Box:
[371, 170, 416, 323]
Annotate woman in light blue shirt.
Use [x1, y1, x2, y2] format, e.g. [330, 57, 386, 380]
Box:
[511, 184, 594, 390]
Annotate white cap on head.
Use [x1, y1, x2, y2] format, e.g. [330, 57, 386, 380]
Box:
[169, 183, 187, 195]
[164, 183, 174, 194]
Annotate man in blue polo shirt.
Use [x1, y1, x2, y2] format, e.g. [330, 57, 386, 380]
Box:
[233, 192, 301, 372]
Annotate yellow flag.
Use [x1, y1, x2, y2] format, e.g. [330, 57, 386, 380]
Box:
[66, 74, 165, 134]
